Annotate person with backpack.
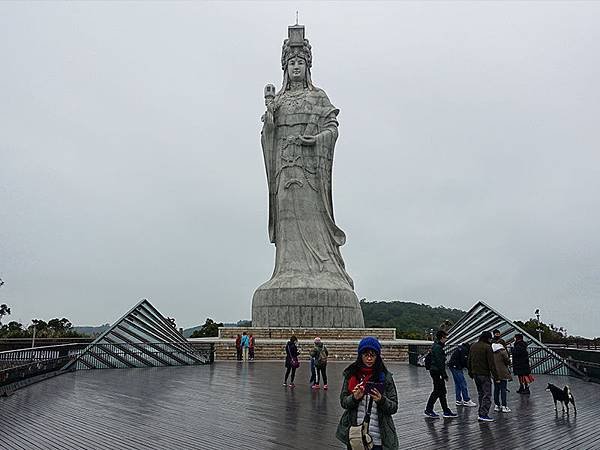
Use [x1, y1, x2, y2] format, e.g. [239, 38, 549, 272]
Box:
[310, 337, 329, 390]
[309, 350, 320, 387]
[240, 331, 250, 361]
[284, 335, 299, 387]
[424, 330, 458, 419]
[336, 336, 399, 450]
[448, 343, 477, 407]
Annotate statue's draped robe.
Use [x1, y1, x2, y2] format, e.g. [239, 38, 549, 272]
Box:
[260, 87, 354, 290]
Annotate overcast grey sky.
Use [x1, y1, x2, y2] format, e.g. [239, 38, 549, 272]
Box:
[1, 2, 599, 337]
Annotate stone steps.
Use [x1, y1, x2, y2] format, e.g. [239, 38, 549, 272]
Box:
[218, 327, 396, 340]
[199, 340, 409, 362]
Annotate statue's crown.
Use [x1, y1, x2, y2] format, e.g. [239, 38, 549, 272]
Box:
[281, 24, 312, 70]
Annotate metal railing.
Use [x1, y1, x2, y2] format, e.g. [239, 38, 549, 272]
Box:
[1, 342, 215, 396]
[72, 342, 214, 370]
[547, 342, 600, 351]
[0, 343, 85, 396]
[0, 338, 94, 353]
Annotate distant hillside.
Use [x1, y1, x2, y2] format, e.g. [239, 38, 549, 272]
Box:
[360, 300, 466, 339]
[183, 325, 202, 338]
[183, 303, 466, 341]
[73, 324, 111, 336]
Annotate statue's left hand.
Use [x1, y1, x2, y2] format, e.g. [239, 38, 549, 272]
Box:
[299, 135, 317, 146]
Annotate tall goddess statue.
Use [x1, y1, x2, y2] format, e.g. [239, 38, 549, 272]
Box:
[252, 24, 365, 328]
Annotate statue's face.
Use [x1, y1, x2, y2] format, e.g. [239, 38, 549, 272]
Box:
[287, 57, 307, 82]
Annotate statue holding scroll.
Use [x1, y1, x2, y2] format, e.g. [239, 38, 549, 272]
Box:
[252, 24, 365, 328]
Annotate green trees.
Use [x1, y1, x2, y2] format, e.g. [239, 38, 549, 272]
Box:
[360, 300, 466, 339]
[190, 318, 224, 338]
[0, 304, 10, 325]
[0, 314, 88, 338]
[514, 319, 573, 344]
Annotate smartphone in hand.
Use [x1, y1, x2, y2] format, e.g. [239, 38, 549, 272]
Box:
[364, 382, 384, 395]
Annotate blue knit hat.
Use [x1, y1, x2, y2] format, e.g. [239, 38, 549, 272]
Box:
[358, 336, 381, 356]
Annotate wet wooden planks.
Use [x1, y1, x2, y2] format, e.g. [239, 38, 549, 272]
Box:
[1, 362, 599, 449]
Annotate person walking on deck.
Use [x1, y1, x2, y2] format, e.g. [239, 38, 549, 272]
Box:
[248, 334, 255, 361]
[309, 351, 320, 386]
[448, 343, 476, 407]
[468, 331, 499, 422]
[424, 330, 457, 419]
[241, 331, 250, 361]
[492, 342, 512, 413]
[284, 335, 299, 387]
[310, 337, 329, 390]
[235, 334, 242, 361]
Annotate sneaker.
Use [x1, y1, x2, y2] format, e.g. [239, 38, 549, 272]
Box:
[283, 383, 287, 387]
[494, 405, 501, 412]
[323, 384, 328, 390]
[455, 400, 464, 406]
[423, 410, 440, 419]
[478, 415, 494, 422]
[443, 410, 458, 418]
[463, 400, 477, 407]
[501, 406, 511, 413]
[311, 384, 320, 390]
[289, 383, 295, 388]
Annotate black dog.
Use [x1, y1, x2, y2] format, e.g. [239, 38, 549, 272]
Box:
[546, 383, 577, 414]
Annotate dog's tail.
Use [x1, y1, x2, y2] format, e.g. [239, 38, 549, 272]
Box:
[565, 385, 576, 401]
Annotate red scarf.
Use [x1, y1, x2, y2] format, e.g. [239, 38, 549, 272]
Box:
[348, 367, 374, 392]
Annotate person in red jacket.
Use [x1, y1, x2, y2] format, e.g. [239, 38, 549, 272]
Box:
[235, 334, 242, 361]
[249, 334, 255, 361]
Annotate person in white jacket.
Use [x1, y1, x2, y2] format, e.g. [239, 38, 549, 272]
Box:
[492, 342, 513, 413]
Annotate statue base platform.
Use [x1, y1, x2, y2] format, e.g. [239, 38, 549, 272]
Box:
[251, 287, 365, 328]
[190, 327, 432, 362]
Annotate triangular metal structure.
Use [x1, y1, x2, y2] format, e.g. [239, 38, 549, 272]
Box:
[66, 299, 210, 370]
[446, 301, 583, 376]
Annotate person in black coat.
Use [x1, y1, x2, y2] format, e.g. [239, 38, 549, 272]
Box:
[511, 334, 532, 394]
[284, 335, 299, 387]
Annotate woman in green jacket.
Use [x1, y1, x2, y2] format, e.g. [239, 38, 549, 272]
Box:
[336, 336, 399, 450]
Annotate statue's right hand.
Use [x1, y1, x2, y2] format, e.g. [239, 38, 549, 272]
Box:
[264, 110, 274, 127]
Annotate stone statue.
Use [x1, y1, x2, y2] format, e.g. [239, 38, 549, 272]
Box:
[252, 24, 365, 328]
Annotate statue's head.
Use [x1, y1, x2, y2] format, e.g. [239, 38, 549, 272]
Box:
[280, 24, 314, 91]
[287, 56, 307, 83]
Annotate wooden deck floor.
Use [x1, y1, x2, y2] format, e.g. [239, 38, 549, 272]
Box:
[1, 362, 599, 449]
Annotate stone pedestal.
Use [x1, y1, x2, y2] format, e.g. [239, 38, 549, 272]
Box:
[189, 327, 432, 362]
[252, 287, 365, 328]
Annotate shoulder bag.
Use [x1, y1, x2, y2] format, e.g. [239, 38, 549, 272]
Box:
[348, 396, 374, 450]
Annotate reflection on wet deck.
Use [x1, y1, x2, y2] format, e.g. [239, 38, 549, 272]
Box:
[1, 361, 598, 449]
